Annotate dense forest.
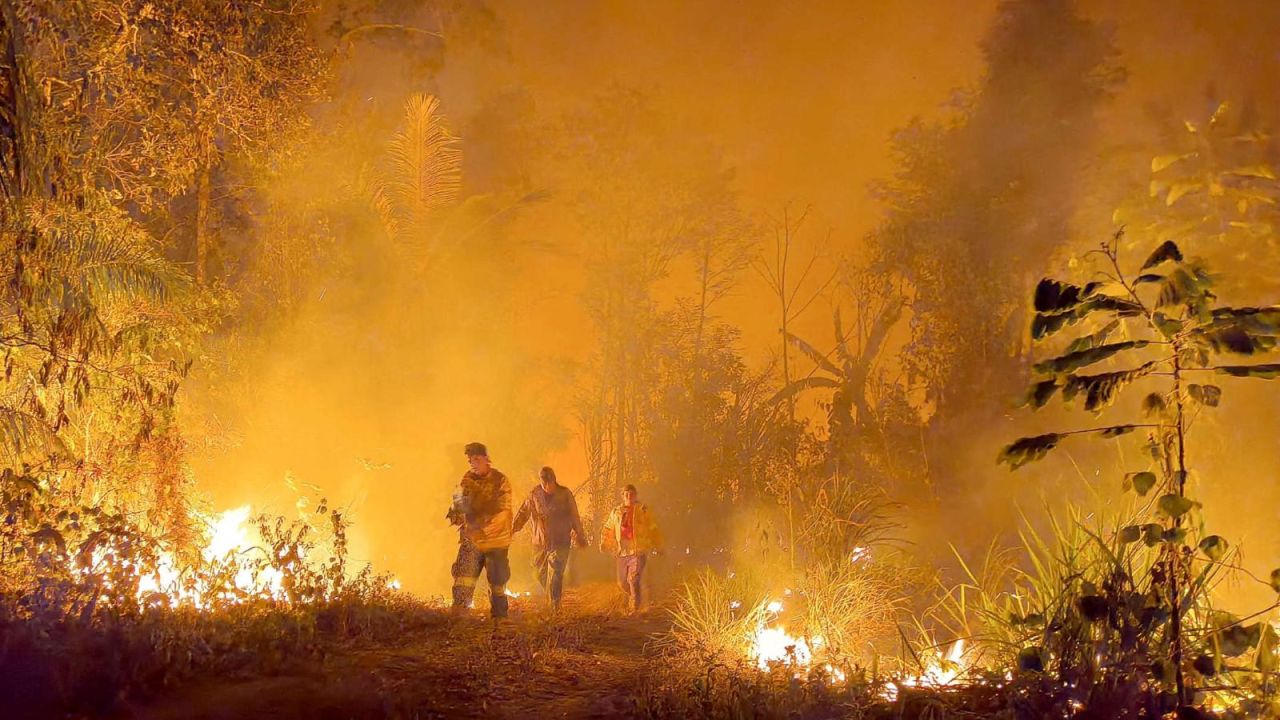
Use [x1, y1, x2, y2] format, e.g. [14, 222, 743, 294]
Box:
[2, 1, 1280, 718]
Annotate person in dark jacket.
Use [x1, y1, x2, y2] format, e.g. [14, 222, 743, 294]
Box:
[512, 466, 587, 610]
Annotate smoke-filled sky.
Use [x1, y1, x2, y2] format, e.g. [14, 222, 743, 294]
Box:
[183, 0, 1280, 602]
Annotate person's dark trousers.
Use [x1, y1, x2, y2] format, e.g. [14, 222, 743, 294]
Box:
[616, 553, 647, 611]
[533, 543, 571, 608]
[451, 541, 512, 618]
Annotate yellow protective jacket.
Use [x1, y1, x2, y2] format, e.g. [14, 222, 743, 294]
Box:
[457, 468, 512, 551]
[599, 502, 662, 556]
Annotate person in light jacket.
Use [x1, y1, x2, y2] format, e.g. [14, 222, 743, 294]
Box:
[599, 484, 663, 613]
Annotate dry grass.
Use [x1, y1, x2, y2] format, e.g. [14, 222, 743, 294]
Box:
[665, 569, 771, 661]
[798, 559, 909, 670]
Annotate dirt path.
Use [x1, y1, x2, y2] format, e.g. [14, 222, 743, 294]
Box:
[126, 589, 670, 720]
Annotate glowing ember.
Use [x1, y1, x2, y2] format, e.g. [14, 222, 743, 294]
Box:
[766, 599, 784, 613]
[503, 588, 532, 598]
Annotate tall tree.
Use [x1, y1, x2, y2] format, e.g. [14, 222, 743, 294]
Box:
[549, 89, 741, 525]
[0, 0, 324, 283]
[869, 0, 1122, 505]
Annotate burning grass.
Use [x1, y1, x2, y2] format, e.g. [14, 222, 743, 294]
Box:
[0, 467, 420, 718]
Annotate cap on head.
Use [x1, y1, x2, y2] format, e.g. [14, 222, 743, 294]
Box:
[464, 442, 488, 458]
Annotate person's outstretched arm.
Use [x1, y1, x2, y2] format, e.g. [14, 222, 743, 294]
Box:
[512, 493, 532, 534]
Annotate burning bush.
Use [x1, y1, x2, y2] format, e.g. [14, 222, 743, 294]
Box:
[664, 511, 912, 682]
[0, 467, 412, 718]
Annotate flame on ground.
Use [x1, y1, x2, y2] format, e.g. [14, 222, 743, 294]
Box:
[129, 504, 286, 608]
[752, 625, 812, 670]
[883, 639, 968, 701]
[743, 593, 972, 697]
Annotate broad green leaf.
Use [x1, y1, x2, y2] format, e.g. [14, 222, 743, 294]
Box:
[1157, 494, 1195, 519]
[1022, 379, 1059, 409]
[1141, 392, 1167, 417]
[1205, 306, 1280, 335]
[1199, 535, 1229, 561]
[1153, 312, 1183, 339]
[1063, 364, 1155, 412]
[1187, 384, 1222, 407]
[1033, 293, 1142, 343]
[1162, 527, 1188, 544]
[998, 434, 1062, 470]
[1271, 569, 1280, 593]
[1197, 327, 1276, 355]
[1124, 471, 1157, 496]
[1157, 266, 1212, 309]
[1142, 523, 1165, 547]
[1088, 295, 1144, 317]
[1064, 320, 1120, 354]
[1031, 311, 1075, 340]
[1118, 525, 1142, 543]
[1034, 341, 1150, 375]
[1034, 278, 1086, 313]
[1216, 363, 1280, 380]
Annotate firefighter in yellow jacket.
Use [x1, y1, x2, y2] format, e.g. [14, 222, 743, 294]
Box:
[599, 484, 663, 612]
[446, 442, 513, 618]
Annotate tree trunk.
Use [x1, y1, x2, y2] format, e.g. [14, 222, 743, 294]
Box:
[0, 0, 37, 203]
[194, 161, 211, 285]
[1169, 347, 1189, 704]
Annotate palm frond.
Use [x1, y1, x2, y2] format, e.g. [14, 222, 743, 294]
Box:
[26, 199, 187, 305]
[355, 163, 400, 240]
[785, 332, 842, 377]
[769, 375, 839, 406]
[386, 93, 462, 241]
